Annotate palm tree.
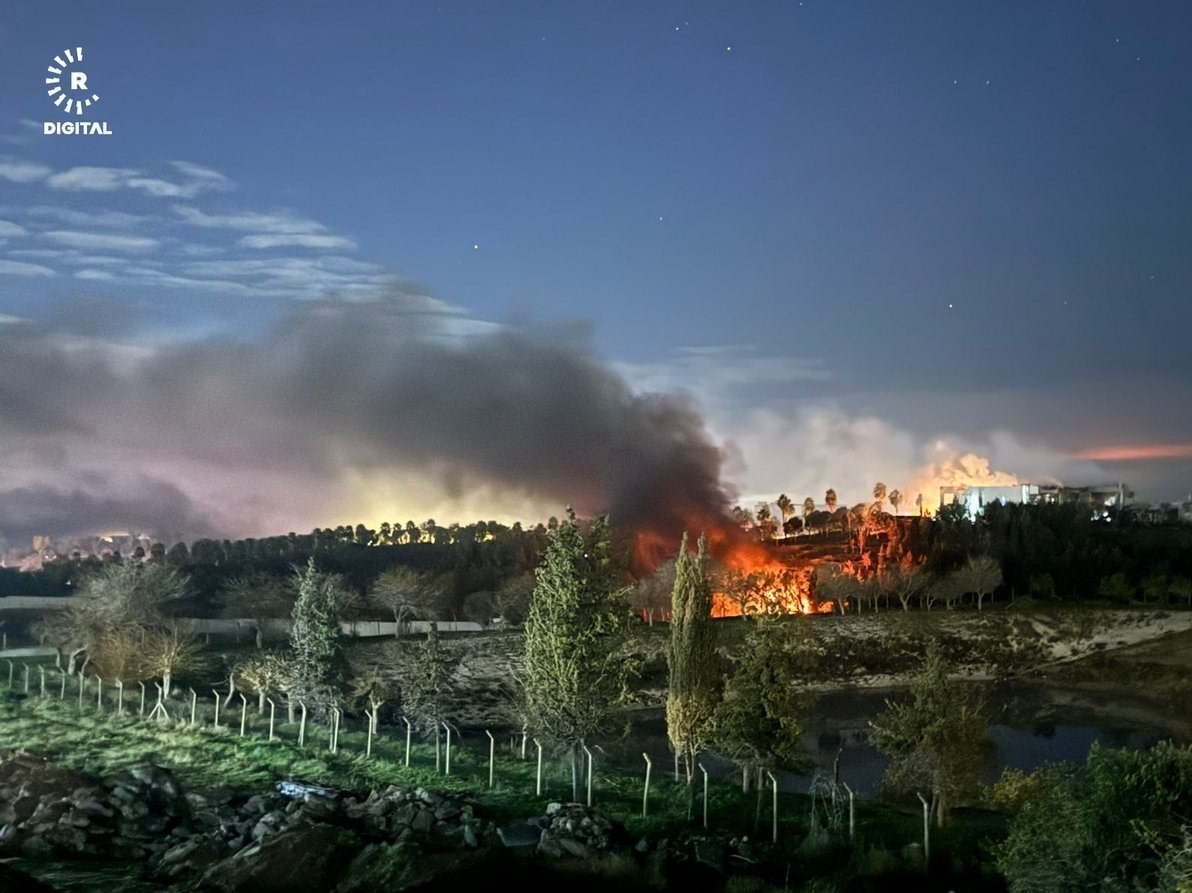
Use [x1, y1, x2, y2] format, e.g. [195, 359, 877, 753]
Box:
[872, 482, 887, 515]
[889, 489, 902, 516]
[754, 503, 775, 542]
[825, 489, 838, 512]
[775, 494, 794, 536]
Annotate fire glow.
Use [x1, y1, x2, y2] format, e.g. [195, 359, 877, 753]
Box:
[632, 525, 830, 617]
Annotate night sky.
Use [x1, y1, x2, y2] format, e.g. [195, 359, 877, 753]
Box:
[0, 2, 1190, 546]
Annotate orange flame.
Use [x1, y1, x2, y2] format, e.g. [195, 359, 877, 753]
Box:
[632, 525, 830, 617]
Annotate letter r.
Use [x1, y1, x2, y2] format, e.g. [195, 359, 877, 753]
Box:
[71, 71, 88, 90]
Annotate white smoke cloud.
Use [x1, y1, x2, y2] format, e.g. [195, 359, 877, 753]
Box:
[707, 402, 1108, 513]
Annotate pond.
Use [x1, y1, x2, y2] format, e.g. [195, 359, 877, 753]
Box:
[604, 679, 1176, 797]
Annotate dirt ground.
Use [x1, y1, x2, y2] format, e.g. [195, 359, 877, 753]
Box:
[343, 607, 1192, 736]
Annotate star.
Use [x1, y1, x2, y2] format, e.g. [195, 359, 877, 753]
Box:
[472, 244, 479, 251]
[948, 303, 954, 310]
[726, 46, 733, 52]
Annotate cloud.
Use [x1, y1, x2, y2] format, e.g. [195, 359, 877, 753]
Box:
[1075, 444, 1192, 461]
[168, 160, 233, 188]
[46, 166, 138, 191]
[619, 345, 830, 402]
[73, 269, 115, 280]
[46, 162, 232, 198]
[0, 121, 43, 147]
[24, 206, 147, 228]
[124, 176, 213, 198]
[0, 259, 55, 276]
[171, 205, 329, 234]
[43, 230, 159, 252]
[0, 158, 51, 183]
[0, 220, 27, 237]
[239, 233, 357, 250]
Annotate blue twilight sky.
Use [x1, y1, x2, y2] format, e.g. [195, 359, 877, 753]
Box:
[0, 1, 1190, 544]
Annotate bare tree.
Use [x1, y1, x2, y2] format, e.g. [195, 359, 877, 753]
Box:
[140, 624, 204, 697]
[41, 562, 190, 676]
[885, 560, 928, 612]
[954, 555, 1003, 611]
[493, 574, 534, 626]
[368, 566, 444, 635]
[631, 558, 676, 624]
[235, 652, 291, 713]
[815, 563, 856, 615]
[219, 574, 293, 649]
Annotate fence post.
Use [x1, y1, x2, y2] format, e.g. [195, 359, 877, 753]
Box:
[149, 682, 168, 721]
[138, 681, 146, 717]
[267, 699, 276, 742]
[486, 730, 495, 788]
[115, 679, 123, 715]
[365, 708, 374, 757]
[642, 753, 653, 818]
[239, 693, 248, 737]
[96, 676, 103, 712]
[60, 671, 67, 700]
[23, 664, 30, 694]
[767, 771, 779, 844]
[917, 792, 930, 863]
[298, 702, 307, 747]
[843, 782, 855, 842]
[77, 673, 84, 709]
[583, 744, 594, 807]
[403, 717, 411, 767]
[700, 763, 709, 829]
[39, 666, 46, 698]
[535, 739, 544, 796]
[212, 689, 221, 729]
[443, 722, 452, 775]
[189, 689, 197, 726]
[6, 660, 12, 688]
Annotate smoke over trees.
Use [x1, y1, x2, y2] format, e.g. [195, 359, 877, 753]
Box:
[0, 296, 734, 549]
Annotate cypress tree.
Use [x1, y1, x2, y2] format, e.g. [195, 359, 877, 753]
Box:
[288, 558, 344, 719]
[666, 531, 720, 783]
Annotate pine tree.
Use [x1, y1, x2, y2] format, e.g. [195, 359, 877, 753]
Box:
[666, 532, 720, 784]
[522, 511, 631, 801]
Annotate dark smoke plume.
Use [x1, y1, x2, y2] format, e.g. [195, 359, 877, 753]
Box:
[0, 295, 734, 551]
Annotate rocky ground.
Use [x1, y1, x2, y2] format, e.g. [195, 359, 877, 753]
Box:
[0, 750, 765, 893]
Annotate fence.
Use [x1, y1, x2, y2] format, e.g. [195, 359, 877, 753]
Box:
[0, 658, 822, 843]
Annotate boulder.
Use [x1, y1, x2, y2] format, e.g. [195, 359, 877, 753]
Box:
[199, 825, 359, 893]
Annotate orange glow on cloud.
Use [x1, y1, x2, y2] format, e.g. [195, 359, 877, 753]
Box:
[1075, 444, 1192, 461]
